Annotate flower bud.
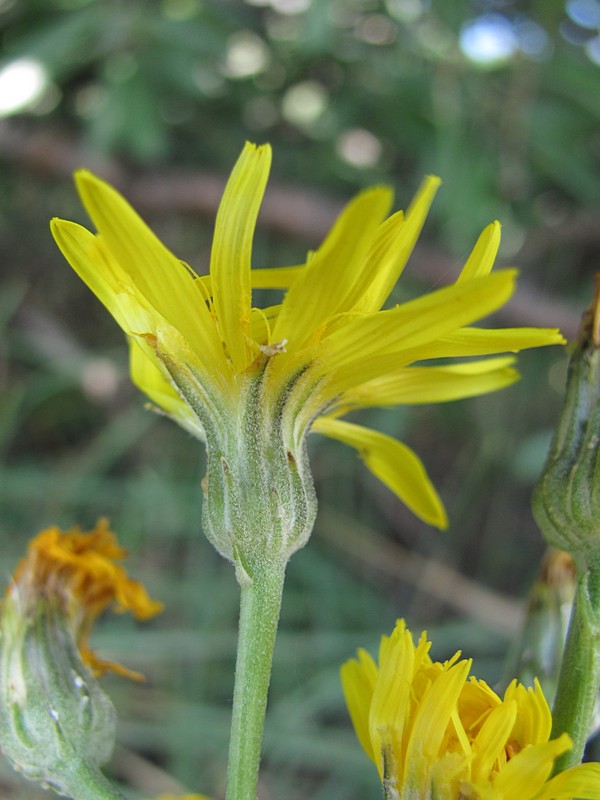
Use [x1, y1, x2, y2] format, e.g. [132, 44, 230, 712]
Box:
[533, 278, 600, 568]
[0, 592, 116, 792]
[0, 521, 162, 796]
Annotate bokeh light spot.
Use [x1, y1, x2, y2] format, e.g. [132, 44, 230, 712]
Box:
[281, 80, 328, 126]
[336, 128, 382, 168]
[355, 14, 397, 45]
[585, 34, 600, 65]
[270, 0, 311, 14]
[514, 19, 552, 60]
[460, 14, 517, 65]
[566, 0, 600, 29]
[385, 0, 428, 23]
[0, 58, 49, 116]
[224, 31, 271, 78]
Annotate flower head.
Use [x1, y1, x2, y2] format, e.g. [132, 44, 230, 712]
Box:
[342, 619, 600, 799]
[51, 144, 563, 570]
[0, 521, 160, 792]
[9, 519, 163, 679]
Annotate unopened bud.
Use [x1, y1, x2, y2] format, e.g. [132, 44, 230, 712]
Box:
[0, 521, 162, 797]
[0, 592, 116, 793]
[533, 277, 600, 568]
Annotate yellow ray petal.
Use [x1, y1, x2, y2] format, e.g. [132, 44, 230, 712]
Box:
[492, 734, 571, 796]
[128, 340, 204, 439]
[210, 141, 272, 371]
[369, 622, 426, 777]
[251, 265, 304, 289]
[51, 219, 153, 335]
[323, 270, 518, 372]
[403, 659, 472, 790]
[338, 357, 519, 410]
[355, 175, 442, 312]
[457, 677, 502, 735]
[404, 326, 567, 361]
[321, 324, 564, 398]
[341, 648, 379, 765]
[457, 222, 501, 283]
[534, 762, 600, 800]
[471, 700, 517, 784]
[72, 171, 221, 365]
[504, 678, 552, 747]
[272, 186, 393, 349]
[51, 219, 231, 397]
[312, 417, 447, 528]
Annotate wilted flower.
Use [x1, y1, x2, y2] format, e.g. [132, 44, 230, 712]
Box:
[9, 519, 163, 679]
[0, 521, 161, 795]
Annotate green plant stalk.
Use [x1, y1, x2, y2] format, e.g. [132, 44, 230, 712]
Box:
[225, 559, 287, 800]
[61, 762, 127, 800]
[551, 563, 600, 774]
[531, 281, 600, 773]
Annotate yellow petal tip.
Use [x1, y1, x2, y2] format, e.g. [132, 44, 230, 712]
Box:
[424, 174, 443, 188]
[242, 140, 272, 162]
[74, 167, 99, 187]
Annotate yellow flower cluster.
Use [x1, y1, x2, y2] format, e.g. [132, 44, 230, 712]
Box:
[342, 619, 600, 799]
[9, 520, 163, 679]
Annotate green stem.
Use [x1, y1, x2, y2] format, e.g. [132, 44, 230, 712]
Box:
[63, 762, 127, 800]
[551, 566, 600, 773]
[225, 559, 286, 800]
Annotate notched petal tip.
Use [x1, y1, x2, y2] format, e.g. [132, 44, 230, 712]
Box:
[49, 216, 83, 238]
[555, 331, 568, 345]
[49, 216, 71, 236]
[242, 139, 273, 166]
[49, 216, 65, 242]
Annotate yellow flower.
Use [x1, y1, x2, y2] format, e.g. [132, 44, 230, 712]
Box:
[342, 619, 600, 799]
[154, 795, 214, 800]
[51, 143, 563, 563]
[9, 519, 163, 679]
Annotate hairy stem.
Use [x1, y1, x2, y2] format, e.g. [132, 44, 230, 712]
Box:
[551, 566, 600, 773]
[225, 560, 286, 800]
[63, 762, 127, 800]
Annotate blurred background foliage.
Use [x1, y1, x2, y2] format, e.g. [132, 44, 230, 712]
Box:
[0, 0, 599, 797]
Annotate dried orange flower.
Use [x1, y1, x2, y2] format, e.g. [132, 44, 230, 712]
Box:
[9, 519, 163, 679]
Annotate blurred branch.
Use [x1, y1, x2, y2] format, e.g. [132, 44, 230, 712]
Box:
[114, 746, 190, 796]
[1, 119, 588, 337]
[317, 509, 523, 636]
